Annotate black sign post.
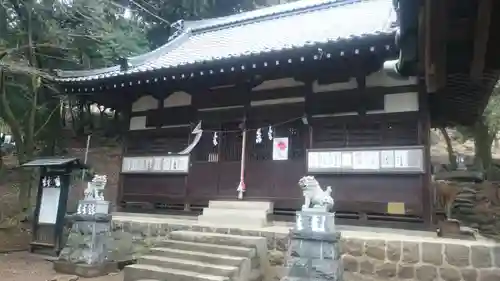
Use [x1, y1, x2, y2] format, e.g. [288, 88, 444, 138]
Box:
[21, 157, 87, 256]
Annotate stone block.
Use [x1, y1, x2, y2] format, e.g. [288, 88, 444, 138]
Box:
[268, 250, 284, 268]
[289, 238, 340, 260]
[471, 246, 492, 268]
[460, 268, 478, 281]
[169, 231, 269, 279]
[310, 258, 342, 280]
[198, 214, 268, 227]
[287, 257, 328, 279]
[397, 264, 415, 279]
[157, 240, 255, 258]
[479, 269, 500, 281]
[58, 219, 114, 266]
[275, 233, 288, 252]
[386, 241, 401, 262]
[208, 200, 273, 213]
[439, 267, 461, 281]
[364, 239, 385, 260]
[53, 260, 118, 278]
[294, 211, 336, 233]
[493, 246, 500, 267]
[375, 262, 397, 279]
[150, 247, 246, 267]
[202, 208, 268, 218]
[260, 231, 277, 250]
[138, 255, 239, 278]
[342, 238, 364, 257]
[444, 244, 470, 267]
[422, 242, 443, 266]
[341, 254, 359, 272]
[402, 241, 420, 264]
[416, 265, 437, 281]
[359, 259, 375, 275]
[124, 264, 229, 281]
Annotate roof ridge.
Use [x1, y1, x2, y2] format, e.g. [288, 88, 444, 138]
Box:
[190, 0, 362, 34]
[55, 0, 394, 81]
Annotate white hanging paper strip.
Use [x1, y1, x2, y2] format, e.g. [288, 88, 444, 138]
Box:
[213, 132, 218, 146]
[256, 128, 262, 144]
[178, 121, 202, 155]
[268, 125, 273, 140]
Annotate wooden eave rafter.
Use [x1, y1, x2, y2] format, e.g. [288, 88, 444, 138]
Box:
[423, 0, 448, 93]
[470, 0, 493, 81]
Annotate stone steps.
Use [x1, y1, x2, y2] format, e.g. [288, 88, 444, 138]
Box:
[169, 231, 266, 249]
[124, 264, 230, 281]
[198, 200, 271, 227]
[198, 215, 268, 228]
[156, 240, 256, 257]
[124, 230, 269, 281]
[138, 255, 239, 278]
[208, 201, 273, 213]
[149, 247, 247, 267]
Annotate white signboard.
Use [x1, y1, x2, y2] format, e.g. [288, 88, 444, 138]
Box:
[272, 137, 289, 161]
[307, 146, 424, 174]
[122, 155, 190, 173]
[381, 150, 395, 168]
[394, 150, 409, 168]
[352, 151, 380, 170]
[341, 152, 352, 168]
[38, 187, 60, 224]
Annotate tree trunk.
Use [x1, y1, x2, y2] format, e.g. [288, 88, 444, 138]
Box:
[473, 120, 494, 172]
[439, 127, 457, 170]
[0, 149, 4, 172]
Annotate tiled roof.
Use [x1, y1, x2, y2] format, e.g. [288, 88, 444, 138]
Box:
[56, 0, 396, 82]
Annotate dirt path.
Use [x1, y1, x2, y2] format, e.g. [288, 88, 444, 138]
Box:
[0, 252, 123, 281]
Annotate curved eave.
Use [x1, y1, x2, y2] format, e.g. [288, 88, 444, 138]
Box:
[60, 35, 397, 94]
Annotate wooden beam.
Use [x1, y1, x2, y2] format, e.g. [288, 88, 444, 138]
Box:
[434, 0, 448, 90]
[424, 0, 448, 93]
[424, 0, 437, 93]
[470, 0, 493, 80]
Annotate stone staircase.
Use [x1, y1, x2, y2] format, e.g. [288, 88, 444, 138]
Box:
[124, 230, 270, 281]
[198, 201, 273, 228]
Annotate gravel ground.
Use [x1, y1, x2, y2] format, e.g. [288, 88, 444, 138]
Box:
[0, 252, 393, 281]
[0, 252, 123, 281]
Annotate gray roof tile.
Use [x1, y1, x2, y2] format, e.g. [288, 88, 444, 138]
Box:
[57, 0, 395, 82]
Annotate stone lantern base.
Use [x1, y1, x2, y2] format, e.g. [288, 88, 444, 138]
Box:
[54, 213, 118, 278]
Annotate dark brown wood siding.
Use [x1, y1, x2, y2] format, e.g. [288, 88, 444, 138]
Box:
[118, 85, 429, 226]
[310, 112, 424, 219]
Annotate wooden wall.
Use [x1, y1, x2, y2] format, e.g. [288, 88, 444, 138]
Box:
[117, 72, 431, 225]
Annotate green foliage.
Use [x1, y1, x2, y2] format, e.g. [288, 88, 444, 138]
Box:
[455, 83, 500, 142]
[483, 84, 500, 134]
[134, 0, 261, 49]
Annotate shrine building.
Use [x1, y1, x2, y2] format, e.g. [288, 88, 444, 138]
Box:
[53, 0, 500, 228]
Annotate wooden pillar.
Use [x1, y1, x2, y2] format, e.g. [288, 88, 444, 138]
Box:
[418, 80, 433, 229]
[424, 0, 448, 93]
[470, 0, 493, 81]
[116, 94, 133, 211]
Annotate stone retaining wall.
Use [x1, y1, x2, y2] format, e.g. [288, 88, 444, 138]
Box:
[341, 238, 500, 281]
[108, 219, 500, 281]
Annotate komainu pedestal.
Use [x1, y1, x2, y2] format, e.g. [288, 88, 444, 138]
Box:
[283, 210, 343, 281]
[54, 175, 118, 278]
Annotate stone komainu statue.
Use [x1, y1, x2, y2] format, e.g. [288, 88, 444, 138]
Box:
[298, 176, 334, 211]
[84, 174, 107, 201]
